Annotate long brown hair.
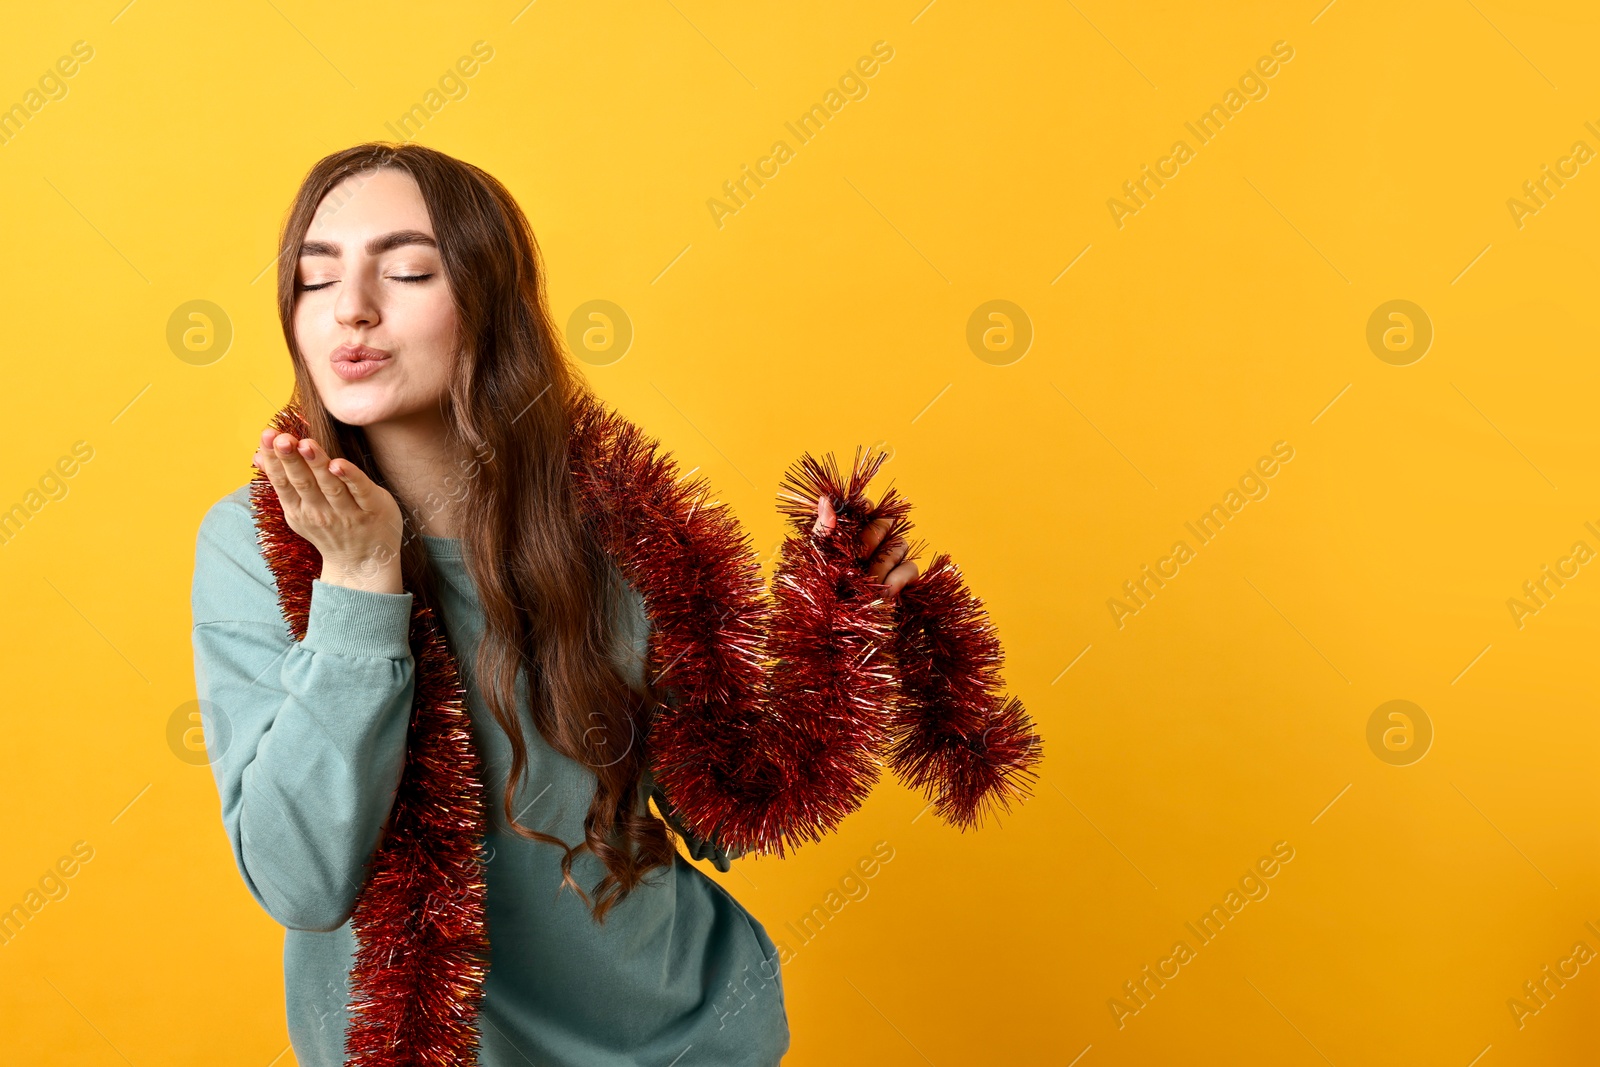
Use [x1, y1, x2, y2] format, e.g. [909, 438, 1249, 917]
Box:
[273, 141, 675, 921]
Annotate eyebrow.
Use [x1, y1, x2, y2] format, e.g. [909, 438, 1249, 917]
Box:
[298, 229, 438, 259]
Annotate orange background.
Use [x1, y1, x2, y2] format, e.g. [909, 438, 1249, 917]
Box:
[2, 2, 1598, 1063]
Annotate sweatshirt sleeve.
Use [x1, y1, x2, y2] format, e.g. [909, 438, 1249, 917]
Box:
[190, 488, 417, 932]
[608, 568, 745, 871]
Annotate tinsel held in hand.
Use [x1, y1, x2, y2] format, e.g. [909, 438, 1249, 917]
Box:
[248, 394, 1041, 1066]
[568, 399, 1042, 852]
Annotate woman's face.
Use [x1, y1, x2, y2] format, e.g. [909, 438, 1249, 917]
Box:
[293, 167, 458, 428]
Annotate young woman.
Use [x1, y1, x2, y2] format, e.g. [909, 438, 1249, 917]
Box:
[189, 143, 920, 1065]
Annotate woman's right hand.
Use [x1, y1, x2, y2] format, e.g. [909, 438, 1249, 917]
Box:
[254, 430, 406, 594]
[813, 493, 919, 599]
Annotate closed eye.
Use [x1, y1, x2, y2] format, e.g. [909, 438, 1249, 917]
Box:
[296, 273, 434, 292]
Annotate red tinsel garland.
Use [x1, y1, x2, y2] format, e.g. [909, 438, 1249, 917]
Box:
[249, 406, 490, 1066]
[248, 395, 1042, 1066]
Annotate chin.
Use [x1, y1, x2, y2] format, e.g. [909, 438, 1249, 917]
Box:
[319, 388, 401, 428]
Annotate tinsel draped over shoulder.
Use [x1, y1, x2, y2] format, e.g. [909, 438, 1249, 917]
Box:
[248, 393, 1042, 1067]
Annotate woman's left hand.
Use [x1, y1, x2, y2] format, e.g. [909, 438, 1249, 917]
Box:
[813, 494, 919, 598]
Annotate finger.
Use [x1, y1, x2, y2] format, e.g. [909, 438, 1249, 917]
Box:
[868, 535, 908, 583]
[859, 517, 890, 561]
[296, 438, 354, 511]
[812, 494, 836, 536]
[881, 558, 919, 597]
[327, 454, 384, 514]
[256, 430, 302, 509]
[273, 432, 323, 501]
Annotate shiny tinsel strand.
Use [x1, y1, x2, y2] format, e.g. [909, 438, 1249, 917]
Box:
[251, 404, 490, 1067]
[569, 398, 904, 856]
[247, 395, 1041, 1065]
[888, 554, 1044, 828]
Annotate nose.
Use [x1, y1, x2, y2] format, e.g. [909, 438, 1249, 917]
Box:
[334, 264, 380, 330]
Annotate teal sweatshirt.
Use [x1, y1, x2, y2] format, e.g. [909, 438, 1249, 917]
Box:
[190, 484, 790, 1065]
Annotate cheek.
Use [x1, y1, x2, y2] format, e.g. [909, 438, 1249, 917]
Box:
[293, 301, 331, 359]
[406, 294, 459, 380]
[422, 292, 458, 344]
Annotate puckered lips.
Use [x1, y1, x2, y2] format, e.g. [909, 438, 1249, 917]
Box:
[330, 342, 392, 381]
